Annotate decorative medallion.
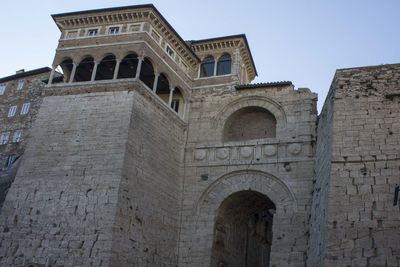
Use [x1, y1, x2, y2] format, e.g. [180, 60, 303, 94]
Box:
[194, 149, 207, 161]
[288, 143, 302, 155]
[263, 145, 277, 157]
[216, 148, 229, 160]
[240, 147, 253, 158]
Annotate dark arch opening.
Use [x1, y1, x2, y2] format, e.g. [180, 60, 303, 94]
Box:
[217, 53, 232, 75]
[171, 87, 184, 115]
[74, 56, 94, 82]
[54, 58, 73, 83]
[200, 55, 215, 77]
[223, 106, 277, 142]
[95, 55, 116, 80]
[139, 57, 155, 89]
[155, 73, 170, 103]
[211, 190, 276, 267]
[118, 53, 138, 79]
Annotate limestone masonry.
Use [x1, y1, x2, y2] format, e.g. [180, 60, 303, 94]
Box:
[0, 4, 398, 267]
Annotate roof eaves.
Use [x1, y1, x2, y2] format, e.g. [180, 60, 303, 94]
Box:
[235, 81, 292, 90]
[51, 4, 200, 62]
[191, 34, 257, 76]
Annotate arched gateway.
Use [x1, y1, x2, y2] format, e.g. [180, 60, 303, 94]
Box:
[184, 170, 297, 267]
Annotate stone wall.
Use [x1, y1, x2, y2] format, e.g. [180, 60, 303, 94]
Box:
[0, 72, 50, 208]
[110, 88, 185, 266]
[312, 63, 400, 266]
[0, 89, 134, 266]
[307, 80, 336, 266]
[178, 84, 317, 267]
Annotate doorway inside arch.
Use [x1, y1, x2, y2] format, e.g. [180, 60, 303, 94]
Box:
[211, 190, 276, 267]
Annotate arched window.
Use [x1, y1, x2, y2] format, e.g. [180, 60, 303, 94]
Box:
[74, 56, 94, 82]
[200, 56, 215, 77]
[118, 53, 138, 79]
[95, 55, 116, 80]
[156, 73, 170, 103]
[223, 107, 277, 142]
[139, 57, 155, 89]
[217, 53, 232, 75]
[54, 58, 73, 83]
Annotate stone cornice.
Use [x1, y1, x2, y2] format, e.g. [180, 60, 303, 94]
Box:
[190, 35, 257, 81]
[52, 5, 199, 68]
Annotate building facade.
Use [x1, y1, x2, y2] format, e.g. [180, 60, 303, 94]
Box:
[0, 4, 398, 267]
[0, 68, 52, 207]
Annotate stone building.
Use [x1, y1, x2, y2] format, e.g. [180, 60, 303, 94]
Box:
[0, 4, 398, 267]
[0, 67, 52, 207]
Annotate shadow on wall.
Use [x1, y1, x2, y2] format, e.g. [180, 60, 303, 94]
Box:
[0, 155, 22, 210]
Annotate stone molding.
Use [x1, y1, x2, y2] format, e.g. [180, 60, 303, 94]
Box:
[53, 7, 199, 68]
[191, 37, 256, 81]
[194, 169, 297, 216]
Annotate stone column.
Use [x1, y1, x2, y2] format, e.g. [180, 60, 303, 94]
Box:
[69, 63, 77, 83]
[91, 62, 99, 81]
[113, 59, 121, 80]
[182, 102, 187, 119]
[48, 66, 56, 85]
[213, 58, 218, 76]
[153, 73, 160, 92]
[168, 86, 175, 107]
[135, 56, 144, 79]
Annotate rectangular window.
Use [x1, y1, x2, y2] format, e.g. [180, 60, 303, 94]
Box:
[87, 29, 98, 36]
[8, 105, 17, 117]
[66, 30, 78, 39]
[0, 132, 10, 145]
[21, 103, 30, 115]
[108, 27, 120, 35]
[166, 45, 175, 58]
[171, 99, 180, 113]
[13, 130, 22, 143]
[17, 80, 24, 90]
[5, 155, 16, 168]
[0, 84, 6, 95]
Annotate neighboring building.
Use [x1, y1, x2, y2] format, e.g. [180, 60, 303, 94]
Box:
[0, 4, 398, 267]
[0, 67, 52, 207]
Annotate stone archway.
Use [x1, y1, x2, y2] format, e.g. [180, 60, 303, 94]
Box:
[184, 170, 297, 267]
[211, 190, 276, 267]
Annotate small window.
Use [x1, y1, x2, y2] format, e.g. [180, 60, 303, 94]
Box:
[166, 46, 175, 58]
[8, 106, 17, 117]
[108, 27, 120, 35]
[171, 99, 180, 113]
[0, 84, 5, 95]
[66, 31, 78, 39]
[87, 29, 98, 36]
[17, 80, 24, 90]
[21, 103, 30, 115]
[5, 155, 16, 168]
[0, 132, 10, 145]
[13, 130, 22, 143]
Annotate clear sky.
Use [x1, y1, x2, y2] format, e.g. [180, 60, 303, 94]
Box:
[0, 0, 399, 111]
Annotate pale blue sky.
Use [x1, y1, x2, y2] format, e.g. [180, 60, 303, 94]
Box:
[0, 1, 399, 111]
